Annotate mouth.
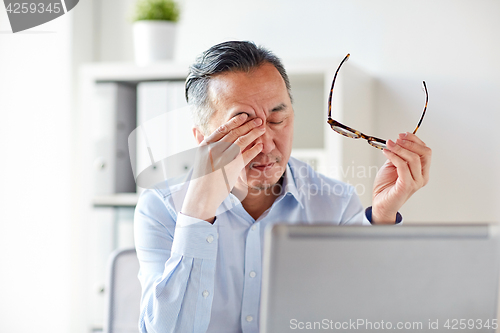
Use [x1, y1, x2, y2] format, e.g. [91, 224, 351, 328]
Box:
[251, 162, 276, 171]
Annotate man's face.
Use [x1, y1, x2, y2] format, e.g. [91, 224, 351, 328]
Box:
[206, 62, 294, 191]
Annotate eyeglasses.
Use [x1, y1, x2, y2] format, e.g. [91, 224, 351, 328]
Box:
[327, 54, 428, 150]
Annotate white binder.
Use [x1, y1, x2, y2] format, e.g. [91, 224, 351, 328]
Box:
[134, 81, 197, 193]
[92, 82, 137, 194]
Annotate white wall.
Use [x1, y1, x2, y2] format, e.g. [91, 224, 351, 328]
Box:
[97, 0, 500, 223]
[0, 8, 73, 333]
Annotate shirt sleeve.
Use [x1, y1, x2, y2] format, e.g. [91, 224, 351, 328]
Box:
[134, 189, 218, 333]
[339, 188, 403, 225]
[364, 206, 403, 225]
[336, 187, 371, 226]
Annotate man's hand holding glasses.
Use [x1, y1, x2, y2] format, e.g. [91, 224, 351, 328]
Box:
[328, 54, 432, 224]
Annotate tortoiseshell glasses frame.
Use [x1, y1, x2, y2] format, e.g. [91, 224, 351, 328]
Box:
[327, 54, 429, 150]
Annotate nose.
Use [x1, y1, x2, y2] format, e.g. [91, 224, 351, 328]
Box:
[254, 127, 275, 154]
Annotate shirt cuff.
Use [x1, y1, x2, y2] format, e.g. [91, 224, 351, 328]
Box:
[171, 212, 218, 260]
[365, 206, 403, 225]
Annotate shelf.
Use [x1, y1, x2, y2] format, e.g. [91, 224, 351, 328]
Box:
[80, 59, 340, 84]
[81, 61, 190, 84]
[93, 193, 139, 207]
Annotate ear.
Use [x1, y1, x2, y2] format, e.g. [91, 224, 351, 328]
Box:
[192, 126, 205, 145]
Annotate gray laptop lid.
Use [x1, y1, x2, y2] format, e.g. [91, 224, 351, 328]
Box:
[260, 224, 500, 333]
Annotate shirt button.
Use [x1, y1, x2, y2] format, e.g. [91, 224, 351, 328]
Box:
[249, 271, 256, 278]
[206, 234, 214, 243]
[251, 225, 257, 231]
[202, 290, 210, 298]
[246, 315, 253, 322]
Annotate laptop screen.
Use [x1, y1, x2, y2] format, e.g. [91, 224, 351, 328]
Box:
[260, 224, 500, 333]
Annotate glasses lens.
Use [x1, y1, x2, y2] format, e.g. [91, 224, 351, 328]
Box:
[369, 140, 386, 150]
[332, 125, 361, 139]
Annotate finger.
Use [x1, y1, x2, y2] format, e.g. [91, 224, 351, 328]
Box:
[386, 140, 424, 186]
[202, 113, 248, 145]
[382, 149, 414, 191]
[223, 142, 264, 188]
[396, 137, 430, 156]
[209, 117, 265, 158]
[421, 152, 431, 186]
[241, 142, 264, 166]
[220, 117, 263, 144]
[395, 136, 432, 185]
[207, 140, 241, 171]
[234, 125, 267, 152]
[399, 132, 426, 146]
[207, 124, 266, 170]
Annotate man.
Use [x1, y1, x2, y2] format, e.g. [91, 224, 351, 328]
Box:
[134, 41, 432, 333]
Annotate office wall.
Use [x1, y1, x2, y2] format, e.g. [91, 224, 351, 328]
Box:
[0, 10, 73, 333]
[97, 0, 500, 222]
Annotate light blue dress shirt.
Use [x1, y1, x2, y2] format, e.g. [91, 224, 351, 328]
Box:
[134, 157, 401, 333]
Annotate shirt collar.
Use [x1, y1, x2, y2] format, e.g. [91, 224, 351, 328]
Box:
[280, 160, 304, 209]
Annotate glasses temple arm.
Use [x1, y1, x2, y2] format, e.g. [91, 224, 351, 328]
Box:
[328, 54, 350, 119]
[413, 81, 428, 134]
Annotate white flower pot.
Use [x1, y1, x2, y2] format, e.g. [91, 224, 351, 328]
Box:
[133, 21, 176, 66]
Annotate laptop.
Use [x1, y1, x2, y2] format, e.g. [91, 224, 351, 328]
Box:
[260, 223, 500, 333]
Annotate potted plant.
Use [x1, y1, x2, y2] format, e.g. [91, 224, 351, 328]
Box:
[131, 0, 180, 65]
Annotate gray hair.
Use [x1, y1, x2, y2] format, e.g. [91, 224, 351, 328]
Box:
[185, 41, 292, 134]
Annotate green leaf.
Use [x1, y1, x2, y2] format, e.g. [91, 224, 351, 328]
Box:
[132, 0, 180, 22]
